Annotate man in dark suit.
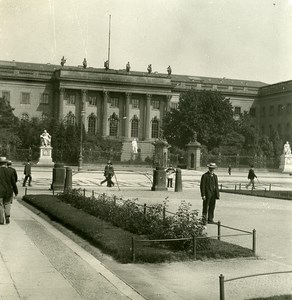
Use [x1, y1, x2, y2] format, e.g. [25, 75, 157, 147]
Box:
[100, 160, 115, 187]
[0, 157, 18, 225]
[23, 158, 32, 187]
[200, 163, 220, 225]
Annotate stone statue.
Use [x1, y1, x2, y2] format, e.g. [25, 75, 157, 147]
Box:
[104, 60, 109, 70]
[60, 56, 66, 67]
[147, 64, 152, 74]
[132, 138, 138, 153]
[126, 62, 131, 72]
[192, 131, 197, 142]
[283, 141, 291, 155]
[83, 58, 87, 69]
[167, 65, 172, 75]
[40, 130, 51, 147]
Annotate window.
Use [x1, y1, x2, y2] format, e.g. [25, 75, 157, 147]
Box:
[249, 108, 256, 117]
[21, 113, 29, 121]
[21, 92, 30, 104]
[110, 97, 119, 108]
[2, 91, 10, 102]
[40, 93, 49, 105]
[287, 104, 291, 114]
[132, 99, 139, 108]
[64, 111, 76, 126]
[277, 124, 282, 137]
[109, 113, 119, 136]
[151, 118, 159, 138]
[131, 116, 139, 137]
[88, 96, 97, 106]
[269, 106, 274, 116]
[88, 114, 96, 135]
[260, 107, 266, 117]
[67, 94, 76, 105]
[234, 107, 241, 116]
[152, 100, 160, 109]
[278, 104, 284, 115]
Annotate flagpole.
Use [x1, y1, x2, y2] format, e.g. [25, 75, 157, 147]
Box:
[107, 14, 111, 68]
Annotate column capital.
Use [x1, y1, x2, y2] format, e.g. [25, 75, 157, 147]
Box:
[103, 90, 109, 97]
[146, 94, 152, 100]
[59, 88, 65, 94]
[81, 89, 88, 96]
[125, 92, 131, 99]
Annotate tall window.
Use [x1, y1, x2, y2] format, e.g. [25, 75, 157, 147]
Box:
[64, 111, 76, 126]
[151, 117, 159, 138]
[110, 97, 119, 108]
[109, 113, 119, 136]
[67, 94, 76, 105]
[88, 114, 96, 135]
[269, 106, 274, 116]
[88, 96, 97, 106]
[40, 93, 49, 105]
[278, 104, 284, 115]
[2, 91, 10, 102]
[152, 99, 160, 109]
[234, 107, 241, 116]
[132, 99, 140, 108]
[21, 92, 30, 104]
[131, 116, 139, 137]
[277, 124, 282, 138]
[287, 104, 291, 114]
[260, 107, 266, 117]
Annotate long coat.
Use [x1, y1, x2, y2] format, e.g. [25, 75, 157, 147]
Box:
[0, 166, 18, 199]
[200, 171, 220, 200]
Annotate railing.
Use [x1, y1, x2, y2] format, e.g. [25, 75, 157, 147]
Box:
[219, 271, 292, 300]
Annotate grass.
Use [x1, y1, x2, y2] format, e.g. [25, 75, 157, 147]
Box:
[22, 194, 255, 263]
[221, 189, 292, 200]
[248, 295, 292, 300]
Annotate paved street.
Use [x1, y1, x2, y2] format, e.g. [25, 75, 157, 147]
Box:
[1, 166, 292, 299]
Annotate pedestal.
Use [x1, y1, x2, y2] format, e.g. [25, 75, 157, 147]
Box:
[37, 146, 54, 166]
[151, 167, 167, 191]
[279, 155, 292, 173]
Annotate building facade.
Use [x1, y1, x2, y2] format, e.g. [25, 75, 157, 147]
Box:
[0, 60, 291, 160]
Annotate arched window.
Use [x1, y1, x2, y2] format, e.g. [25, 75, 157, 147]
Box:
[64, 111, 76, 126]
[131, 115, 139, 137]
[88, 113, 97, 135]
[109, 113, 119, 137]
[151, 117, 159, 139]
[21, 113, 29, 122]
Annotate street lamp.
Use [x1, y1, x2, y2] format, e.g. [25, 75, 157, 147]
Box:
[78, 109, 85, 171]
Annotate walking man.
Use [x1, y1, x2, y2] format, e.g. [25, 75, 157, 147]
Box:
[200, 163, 220, 225]
[0, 157, 18, 225]
[246, 165, 257, 189]
[100, 160, 115, 187]
[7, 160, 18, 182]
[23, 158, 32, 187]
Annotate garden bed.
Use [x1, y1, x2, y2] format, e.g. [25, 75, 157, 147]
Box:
[221, 189, 292, 200]
[22, 194, 255, 263]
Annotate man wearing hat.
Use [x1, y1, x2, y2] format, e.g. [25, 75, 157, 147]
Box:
[0, 157, 18, 225]
[100, 160, 115, 187]
[200, 163, 220, 225]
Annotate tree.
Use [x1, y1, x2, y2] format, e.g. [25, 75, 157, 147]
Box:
[162, 90, 235, 150]
[0, 97, 20, 152]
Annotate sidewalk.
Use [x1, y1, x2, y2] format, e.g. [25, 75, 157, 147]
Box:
[1, 169, 292, 299]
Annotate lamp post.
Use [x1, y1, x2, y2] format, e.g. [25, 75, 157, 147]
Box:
[78, 109, 85, 171]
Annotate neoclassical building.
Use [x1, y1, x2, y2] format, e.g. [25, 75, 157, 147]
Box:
[0, 60, 291, 160]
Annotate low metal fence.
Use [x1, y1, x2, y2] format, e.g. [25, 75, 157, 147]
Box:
[219, 271, 292, 300]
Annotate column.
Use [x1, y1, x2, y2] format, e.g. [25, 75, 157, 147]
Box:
[166, 95, 172, 112]
[125, 92, 131, 139]
[59, 88, 65, 122]
[102, 91, 109, 137]
[145, 94, 151, 140]
[81, 89, 87, 129]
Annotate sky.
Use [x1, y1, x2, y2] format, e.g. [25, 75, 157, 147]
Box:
[0, 0, 291, 84]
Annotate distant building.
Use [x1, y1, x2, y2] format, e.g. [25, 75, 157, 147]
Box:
[0, 60, 291, 159]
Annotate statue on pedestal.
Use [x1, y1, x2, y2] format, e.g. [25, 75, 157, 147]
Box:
[147, 64, 152, 74]
[167, 65, 172, 75]
[132, 138, 138, 153]
[283, 141, 291, 155]
[126, 62, 131, 72]
[104, 60, 109, 70]
[60, 56, 66, 67]
[83, 58, 87, 69]
[40, 130, 51, 147]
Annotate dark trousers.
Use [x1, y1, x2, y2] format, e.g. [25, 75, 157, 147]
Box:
[202, 194, 216, 222]
[23, 175, 32, 186]
[101, 175, 114, 187]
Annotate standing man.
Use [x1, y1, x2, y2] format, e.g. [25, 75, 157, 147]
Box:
[0, 157, 18, 225]
[23, 158, 32, 187]
[246, 165, 257, 189]
[7, 160, 18, 182]
[100, 160, 115, 187]
[200, 163, 220, 225]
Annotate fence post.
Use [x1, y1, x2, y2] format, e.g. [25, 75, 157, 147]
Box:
[132, 237, 135, 262]
[92, 190, 94, 198]
[239, 183, 241, 190]
[217, 221, 221, 241]
[113, 197, 116, 206]
[219, 274, 225, 300]
[220, 184, 222, 191]
[143, 204, 147, 215]
[192, 235, 197, 260]
[264, 188, 266, 196]
[269, 184, 271, 191]
[25, 187, 27, 196]
[83, 188, 86, 198]
[252, 229, 256, 254]
[235, 184, 237, 191]
[163, 207, 166, 221]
